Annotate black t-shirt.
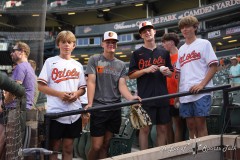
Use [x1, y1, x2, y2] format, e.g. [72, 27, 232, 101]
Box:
[128, 46, 173, 107]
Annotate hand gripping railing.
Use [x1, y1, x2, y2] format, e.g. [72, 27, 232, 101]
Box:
[44, 84, 231, 159]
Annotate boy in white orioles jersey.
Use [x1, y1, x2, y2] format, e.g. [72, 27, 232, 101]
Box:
[37, 31, 86, 160]
[175, 16, 218, 139]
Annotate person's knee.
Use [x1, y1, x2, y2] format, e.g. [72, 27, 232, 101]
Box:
[62, 143, 73, 154]
[140, 127, 150, 135]
[196, 123, 207, 131]
[91, 143, 102, 152]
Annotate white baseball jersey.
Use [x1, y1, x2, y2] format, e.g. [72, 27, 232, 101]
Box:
[38, 56, 86, 124]
[176, 38, 218, 103]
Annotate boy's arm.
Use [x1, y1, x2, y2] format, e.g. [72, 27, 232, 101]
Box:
[85, 74, 96, 109]
[118, 77, 141, 101]
[189, 63, 218, 93]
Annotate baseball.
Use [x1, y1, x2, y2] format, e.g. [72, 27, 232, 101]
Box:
[159, 66, 167, 72]
[175, 102, 180, 108]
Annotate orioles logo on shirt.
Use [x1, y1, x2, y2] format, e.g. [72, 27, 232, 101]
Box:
[179, 50, 201, 67]
[96, 66, 104, 73]
[51, 68, 80, 83]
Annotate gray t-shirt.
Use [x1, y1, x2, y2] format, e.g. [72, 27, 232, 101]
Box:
[86, 54, 127, 105]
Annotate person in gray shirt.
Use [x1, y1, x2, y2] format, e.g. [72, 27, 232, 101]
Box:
[85, 31, 141, 160]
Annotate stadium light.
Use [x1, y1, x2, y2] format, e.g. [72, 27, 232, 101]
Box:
[102, 8, 110, 12]
[68, 12, 75, 15]
[135, 3, 143, 7]
[228, 40, 237, 43]
[223, 36, 232, 39]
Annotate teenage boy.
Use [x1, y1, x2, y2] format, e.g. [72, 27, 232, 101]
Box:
[176, 16, 218, 138]
[128, 21, 173, 149]
[85, 31, 141, 160]
[38, 30, 86, 160]
[162, 32, 184, 143]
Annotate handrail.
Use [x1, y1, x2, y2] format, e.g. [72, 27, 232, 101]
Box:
[44, 84, 231, 119]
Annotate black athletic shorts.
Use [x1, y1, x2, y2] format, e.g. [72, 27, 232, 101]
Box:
[169, 105, 180, 117]
[90, 109, 121, 137]
[142, 105, 171, 125]
[50, 117, 82, 139]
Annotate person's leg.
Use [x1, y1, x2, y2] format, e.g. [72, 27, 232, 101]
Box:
[186, 117, 197, 139]
[49, 120, 64, 160]
[193, 95, 211, 137]
[88, 136, 104, 160]
[88, 111, 108, 159]
[61, 117, 82, 160]
[195, 117, 208, 137]
[156, 107, 171, 146]
[172, 116, 183, 142]
[179, 102, 195, 139]
[50, 139, 61, 160]
[156, 124, 168, 146]
[139, 106, 155, 150]
[167, 120, 174, 144]
[61, 138, 74, 160]
[99, 130, 113, 158]
[139, 126, 150, 150]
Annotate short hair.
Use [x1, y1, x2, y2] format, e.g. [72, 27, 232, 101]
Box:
[28, 59, 36, 71]
[178, 16, 199, 30]
[56, 30, 76, 46]
[16, 41, 30, 57]
[161, 32, 180, 47]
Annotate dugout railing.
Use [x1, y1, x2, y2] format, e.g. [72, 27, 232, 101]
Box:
[44, 84, 233, 159]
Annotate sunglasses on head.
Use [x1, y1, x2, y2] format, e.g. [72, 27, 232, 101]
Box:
[11, 48, 22, 53]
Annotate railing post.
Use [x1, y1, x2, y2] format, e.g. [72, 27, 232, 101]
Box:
[44, 114, 50, 160]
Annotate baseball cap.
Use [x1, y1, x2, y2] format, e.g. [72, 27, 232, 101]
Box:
[103, 31, 118, 41]
[139, 21, 154, 33]
[230, 56, 237, 60]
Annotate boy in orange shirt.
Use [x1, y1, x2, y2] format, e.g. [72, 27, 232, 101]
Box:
[162, 32, 183, 143]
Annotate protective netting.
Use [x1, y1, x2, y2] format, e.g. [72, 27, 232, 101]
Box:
[0, 91, 23, 159]
[0, 0, 47, 73]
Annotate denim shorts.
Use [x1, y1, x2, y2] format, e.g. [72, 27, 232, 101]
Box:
[179, 95, 211, 118]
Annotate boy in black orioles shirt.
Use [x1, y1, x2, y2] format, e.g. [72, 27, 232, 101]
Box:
[128, 21, 173, 149]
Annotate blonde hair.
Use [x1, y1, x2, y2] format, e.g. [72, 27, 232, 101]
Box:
[28, 59, 36, 71]
[178, 16, 199, 29]
[56, 30, 76, 46]
[16, 41, 30, 57]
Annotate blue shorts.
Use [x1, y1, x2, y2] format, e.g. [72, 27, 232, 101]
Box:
[179, 95, 211, 118]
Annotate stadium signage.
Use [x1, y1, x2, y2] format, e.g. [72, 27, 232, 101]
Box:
[76, 0, 240, 35]
[226, 26, 240, 35]
[208, 30, 221, 39]
[0, 43, 8, 51]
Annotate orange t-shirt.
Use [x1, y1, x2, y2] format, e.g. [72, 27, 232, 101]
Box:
[167, 53, 178, 105]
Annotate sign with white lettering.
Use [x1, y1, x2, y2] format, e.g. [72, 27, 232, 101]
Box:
[208, 30, 221, 39]
[75, 0, 240, 36]
[226, 26, 240, 34]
